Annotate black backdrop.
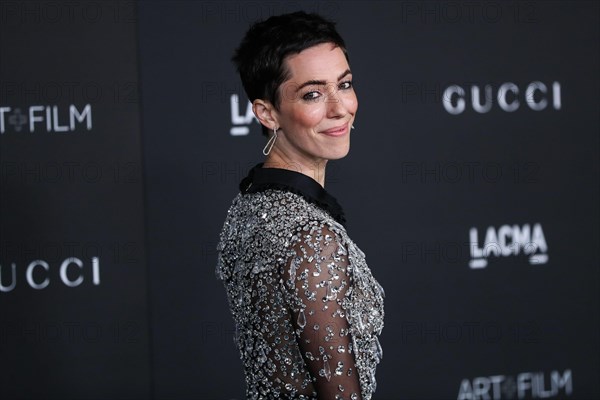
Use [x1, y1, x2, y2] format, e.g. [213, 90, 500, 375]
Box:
[1, 1, 598, 399]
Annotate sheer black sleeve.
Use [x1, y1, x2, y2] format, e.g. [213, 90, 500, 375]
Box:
[283, 224, 363, 400]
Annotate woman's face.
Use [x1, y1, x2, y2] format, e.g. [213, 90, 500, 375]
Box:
[271, 42, 357, 170]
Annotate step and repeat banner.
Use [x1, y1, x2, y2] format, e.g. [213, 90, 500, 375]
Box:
[2, 1, 599, 399]
[0, 1, 150, 399]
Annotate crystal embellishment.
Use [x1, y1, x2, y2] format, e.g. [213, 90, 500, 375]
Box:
[297, 309, 306, 329]
[323, 358, 332, 382]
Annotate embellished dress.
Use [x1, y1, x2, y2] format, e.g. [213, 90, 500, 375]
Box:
[216, 164, 385, 400]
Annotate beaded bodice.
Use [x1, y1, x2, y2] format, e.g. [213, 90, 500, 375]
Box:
[216, 169, 384, 400]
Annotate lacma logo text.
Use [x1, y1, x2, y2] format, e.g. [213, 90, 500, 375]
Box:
[469, 223, 548, 268]
[230, 95, 256, 136]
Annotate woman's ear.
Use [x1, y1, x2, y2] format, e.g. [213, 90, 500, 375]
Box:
[253, 99, 278, 130]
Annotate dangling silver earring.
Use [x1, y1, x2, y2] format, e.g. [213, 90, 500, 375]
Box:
[262, 127, 278, 156]
[351, 125, 355, 130]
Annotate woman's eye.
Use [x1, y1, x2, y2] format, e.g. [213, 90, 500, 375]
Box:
[302, 91, 321, 101]
[339, 81, 353, 90]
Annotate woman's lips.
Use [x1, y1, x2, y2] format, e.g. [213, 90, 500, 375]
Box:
[320, 123, 348, 137]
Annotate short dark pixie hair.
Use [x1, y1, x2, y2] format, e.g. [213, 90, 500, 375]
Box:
[232, 11, 348, 136]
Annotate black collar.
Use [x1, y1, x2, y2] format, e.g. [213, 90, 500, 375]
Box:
[239, 163, 346, 226]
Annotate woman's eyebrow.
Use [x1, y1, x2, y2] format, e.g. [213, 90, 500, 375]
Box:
[337, 69, 352, 81]
[295, 69, 352, 92]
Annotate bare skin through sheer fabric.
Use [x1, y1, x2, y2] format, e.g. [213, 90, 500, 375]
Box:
[283, 226, 363, 399]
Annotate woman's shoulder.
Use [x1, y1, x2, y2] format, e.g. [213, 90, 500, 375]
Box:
[218, 189, 345, 278]
[230, 188, 334, 225]
[221, 189, 347, 252]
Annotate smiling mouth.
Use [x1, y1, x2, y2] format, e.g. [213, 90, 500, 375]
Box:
[320, 123, 348, 137]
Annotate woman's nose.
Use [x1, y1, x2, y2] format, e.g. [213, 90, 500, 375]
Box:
[325, 86, 346, 118]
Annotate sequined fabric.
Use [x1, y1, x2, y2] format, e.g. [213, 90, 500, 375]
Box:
[216, 188, 384, 399]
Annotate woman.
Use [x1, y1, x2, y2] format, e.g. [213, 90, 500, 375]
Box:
[216, 11, 384, 400]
